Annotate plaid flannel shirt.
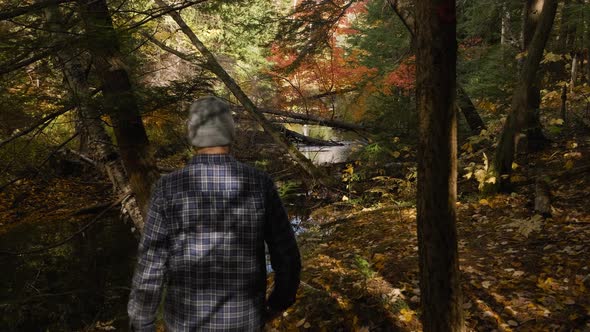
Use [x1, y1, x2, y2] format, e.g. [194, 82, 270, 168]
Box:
[128, 154, 301, 331]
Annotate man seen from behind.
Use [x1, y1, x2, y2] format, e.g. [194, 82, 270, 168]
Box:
[128, 96, 301, 331]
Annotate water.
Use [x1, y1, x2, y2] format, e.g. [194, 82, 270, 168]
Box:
[285, 123, 366, 165]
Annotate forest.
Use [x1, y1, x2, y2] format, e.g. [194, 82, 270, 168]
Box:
[0, 0, 589, 331]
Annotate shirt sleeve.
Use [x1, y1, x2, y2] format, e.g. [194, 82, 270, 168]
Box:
[128, 178, 169, 332]
[264, 177, 302, 312]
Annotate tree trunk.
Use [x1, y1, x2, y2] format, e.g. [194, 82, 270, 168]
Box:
[487, 0, 558, 192]
[522, 0, 544, 50]
[154, 0, 331, 187]
[570, 52, 579, 90]
[77, 0, 160, 229]
[43, 4, 142, 226]
[501, 4, 512, 46]
[521, 0, 549, 151]
[456, 86, 486, 135]
[560, 84, 567, 124]
[388, 0, 486, 136]
[415, 1, 464, 331]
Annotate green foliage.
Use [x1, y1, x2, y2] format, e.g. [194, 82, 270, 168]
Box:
[354, 255, 376, 279]
[459, 44, 518, 106]
[346, 0, 410, 73]
[458, 0, 522, 43]
[277, 180, 301, 201]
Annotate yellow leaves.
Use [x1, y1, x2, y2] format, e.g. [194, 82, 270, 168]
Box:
[541, 51, 562, 64]
[564, 160, 574, 170]
[479, 198, 491, 207]
[567, 141, 578, 149]
[390, 151, 401, 159]
[295, 318, 311, 329]
[461, 142, 474, 154]
[537, 277, 559, 292]
[548, 118, 564, 126]
[476, 99, 498, 113]
[515, 51, 528, 60]
[510, 174, 527, 183]
[398, 308, 414, 322]
[372, 253, 386, 271]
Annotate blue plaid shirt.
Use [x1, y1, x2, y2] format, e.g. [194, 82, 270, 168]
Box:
[128, 154, 301, 331]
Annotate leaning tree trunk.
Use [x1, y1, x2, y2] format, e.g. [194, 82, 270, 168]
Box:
[44, 4, 142, 226]
[415, 0, 464, 331]
[388, 0, 486, 136]
[77, 0, 160, 230]
[487, 0, 558, 193]
[154, 0, 331, 187]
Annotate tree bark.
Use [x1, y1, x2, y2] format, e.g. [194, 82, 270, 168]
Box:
[521, 0, 549, 151]
[501, 4, 512, 46]
[77, 0, 160, 229]
[415, 1, 464, 331]
[456, 86, 485, 135]
[44, 4, 143, 226]
[154, 0, 332, 187]
[570, 52, 579, 89]
[488, 0, 558, 192]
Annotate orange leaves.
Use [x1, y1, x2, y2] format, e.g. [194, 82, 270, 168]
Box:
[381, 56, 415, 93]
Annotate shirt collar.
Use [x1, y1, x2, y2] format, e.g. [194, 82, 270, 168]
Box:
[189, 154, 235, 165]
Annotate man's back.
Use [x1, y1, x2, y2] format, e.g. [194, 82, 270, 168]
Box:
[128, 154, 301, 331]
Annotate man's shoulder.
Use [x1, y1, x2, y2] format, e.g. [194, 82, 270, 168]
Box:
[158, 158, 274, 189]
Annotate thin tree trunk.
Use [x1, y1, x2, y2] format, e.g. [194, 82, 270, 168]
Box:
[43, 4, 142, 226]
[77, 0, 160, 229]
[570, 52, 579, 89]
[487, 0, 558, 192]
[415, 0, 464, 331]
[154, 0, 331, 187]
[501, 4, 512, 46]
[560, 84, 567, 124]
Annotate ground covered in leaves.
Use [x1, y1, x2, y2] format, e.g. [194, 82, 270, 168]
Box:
[268, 129, 590, 331]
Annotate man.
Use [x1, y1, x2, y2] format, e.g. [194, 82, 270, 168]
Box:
[128, 96, 301, 331]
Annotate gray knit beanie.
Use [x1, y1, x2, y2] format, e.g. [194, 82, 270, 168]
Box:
[187, 96, 235, 148]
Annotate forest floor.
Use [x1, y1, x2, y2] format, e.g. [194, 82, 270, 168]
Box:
[1, 121, 590, 331]
[268, 123, 590, 331]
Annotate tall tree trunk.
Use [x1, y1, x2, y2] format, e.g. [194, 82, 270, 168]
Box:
[43, 4, 142, 226]
[388, 0, 486, 136]
[501, 4, 512, 46]
[415, 0, 464, 331]
[153, 0, 331, 187]
[76, 0, 159, 230]
[487, 0, 558, 192]
[521, 0, 549, 151]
